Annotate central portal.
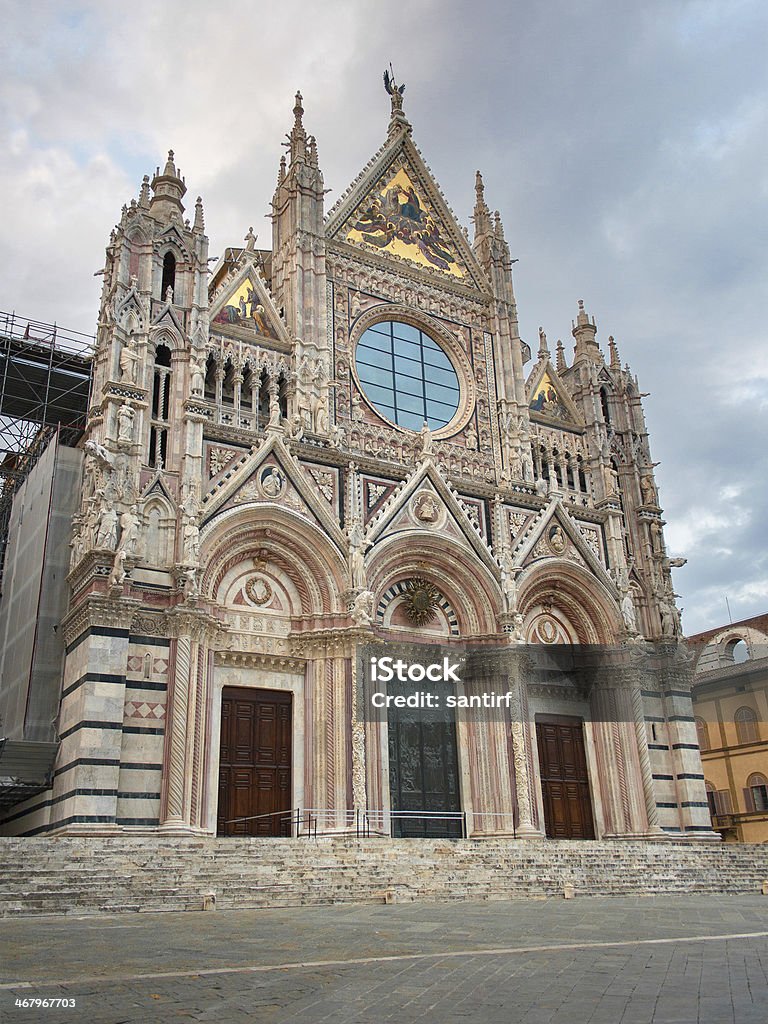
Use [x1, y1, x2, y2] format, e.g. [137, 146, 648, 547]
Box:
[217, 687, 292, 836]
[387, 703, 462, 838]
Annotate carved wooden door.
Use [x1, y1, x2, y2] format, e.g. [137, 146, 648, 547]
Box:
[536, 715, 595, 839]
[217, 687, 292, 836]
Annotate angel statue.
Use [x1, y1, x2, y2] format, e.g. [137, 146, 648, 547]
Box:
[383, 65, 406, 112]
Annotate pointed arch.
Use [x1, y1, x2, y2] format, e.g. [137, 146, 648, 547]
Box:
[366, 532, 502, 637]
[518, 559, 622, 644]
[200, 505, 348, 617]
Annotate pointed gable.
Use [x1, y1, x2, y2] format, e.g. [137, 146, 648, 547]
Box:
[326, 130, 488, 291]
[209, 255, 288, 344]
[526, 361, 584, 429]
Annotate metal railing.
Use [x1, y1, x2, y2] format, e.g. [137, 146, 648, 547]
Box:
[221, 807, 521, 841]
[0, 310, 95, 359]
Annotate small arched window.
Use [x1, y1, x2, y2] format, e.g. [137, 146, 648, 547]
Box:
[695, 717, 710, 752]
[727, 638, 749, 664]
[745, 773, 768, 813]
[600, 386, 611, 424]
[149, 343, 172, 469]
[734, 706, 759, 745]
[161, 251, 176, 299]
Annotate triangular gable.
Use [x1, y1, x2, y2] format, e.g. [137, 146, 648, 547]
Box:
[326, 131, 489, 291]
[151, 301, 185, 335]
[511, 497, 617, 595]
[200, 432, 346, 551]
[209, 259, 288, 344]
[526, 361, 584, 429]
[140, 474, 176, 506]
[365, 457, 498, 575]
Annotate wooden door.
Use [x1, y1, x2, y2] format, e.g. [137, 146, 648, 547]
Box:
[536, 715, 595, 839]
[217, 687, 292, 836]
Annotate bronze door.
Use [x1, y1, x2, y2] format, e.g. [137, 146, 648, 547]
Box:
[536, 715, 595, 839]
[388, 707, 462, 838]
[217, 687, 292, 836]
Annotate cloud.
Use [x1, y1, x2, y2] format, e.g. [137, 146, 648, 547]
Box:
[0, 0, 765, 635]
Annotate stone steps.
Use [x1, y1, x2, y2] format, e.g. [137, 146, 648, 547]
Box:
[1, 836, 767, 917]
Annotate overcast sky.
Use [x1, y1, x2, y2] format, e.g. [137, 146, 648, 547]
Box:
[1, 0, 766, 634]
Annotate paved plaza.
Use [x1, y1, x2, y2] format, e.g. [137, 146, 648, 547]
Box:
[2, 894, 767, 1023]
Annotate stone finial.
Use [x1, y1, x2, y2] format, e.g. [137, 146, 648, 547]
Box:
[163, 150, 177, 177]
[293, 91, 304, 129]
[538, 326, 550, 359]
[556, 339, 566, 373]
[472, 171, 492, 240]
[278, 155, 287, 185]
[608, 335, 621, 370]
[138, 175, 150, 209]
[194, 196, 205, 231]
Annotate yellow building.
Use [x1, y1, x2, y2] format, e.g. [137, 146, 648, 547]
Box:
[690, 613, 768, 843]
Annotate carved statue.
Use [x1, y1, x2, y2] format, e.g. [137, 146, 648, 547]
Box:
[499, 550, 521, 613]
[189, 354, 205, 396]
[348, 520, 367, 589]
[109, 548, 127, 588]
[118, 505, 140, 556]
[351, 589, 374, 626]
[287, 413, 305, 440]
[244, 226, 257, 251]
[419, 421, 433, 457]
[511, 612, 526, 643]
[119, 334, 138, 383]
[117, 401, 135, 443]
[95, 501, 119, 550]
[329, 423, 345, 448]
[415, 494, 439, 523]
[640, 475, 657, 506]
[649, 519, 665, 555]
[84, 438, 115, 470]
[268, 391, 282, 427]
[182, 514, 200, 563]
[314, 395, 329, 434]
[621, 588, 639, 635]
[183, 565, 199, 598]
[549, 525, 567, 553]
[261, 467, 284, 498]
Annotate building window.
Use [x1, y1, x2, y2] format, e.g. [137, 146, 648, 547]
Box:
[149, 343, 172, 469]
[746, 773, 768, 813]
[727, 638, 749, 664]
[695, 717, 710, 752]
[705, 783, 732, 817]
[161, 251, 176, 298]
[355, 320, 460, 431]
[735, 706, 759, 745]
[599, 386, 611, 424]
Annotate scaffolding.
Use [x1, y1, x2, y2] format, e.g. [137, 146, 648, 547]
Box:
[0, 311, 94, 591]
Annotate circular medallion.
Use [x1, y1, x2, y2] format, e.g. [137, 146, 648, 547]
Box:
[259, 466, 284, 499]
[547, 524, 568, 554]
[411, 489, 445, 528]
[402, 578, 440, 626]
[245, 576, 273, 606]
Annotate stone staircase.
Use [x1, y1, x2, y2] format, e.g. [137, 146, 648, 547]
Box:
[1, 837, 767, 917]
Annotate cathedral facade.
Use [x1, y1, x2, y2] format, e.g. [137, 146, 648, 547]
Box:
[1, 86, 715, 841]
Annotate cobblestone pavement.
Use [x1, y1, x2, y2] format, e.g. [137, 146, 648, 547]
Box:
[2, 895, 767, 1023]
